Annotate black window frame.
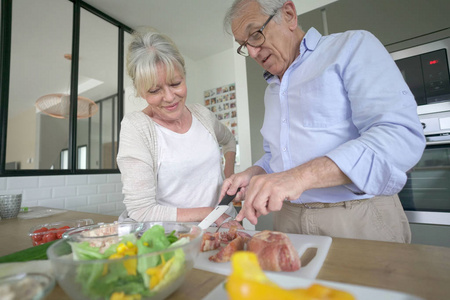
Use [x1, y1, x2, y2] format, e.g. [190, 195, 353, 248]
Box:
[0, 0, 133, 176]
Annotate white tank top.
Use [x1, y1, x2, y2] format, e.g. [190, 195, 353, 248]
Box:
[155, 116, 223, 208]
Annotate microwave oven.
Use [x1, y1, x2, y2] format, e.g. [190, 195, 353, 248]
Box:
[390, 37, 450, 144]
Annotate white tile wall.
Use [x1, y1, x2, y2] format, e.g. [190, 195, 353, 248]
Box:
[0, 174, 124, 216]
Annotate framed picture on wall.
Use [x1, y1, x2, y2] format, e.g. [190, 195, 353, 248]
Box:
[204, 83, 240, 165]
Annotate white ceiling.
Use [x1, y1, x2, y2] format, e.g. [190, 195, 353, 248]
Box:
[82, 0, 338, 61]
[83, 0, 236, 61]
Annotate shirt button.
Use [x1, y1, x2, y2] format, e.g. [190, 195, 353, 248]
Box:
[282, 119, 286, 123]
[283, 147, 287, 152]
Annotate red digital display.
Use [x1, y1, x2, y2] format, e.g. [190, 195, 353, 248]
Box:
[429, 60, 438, 65]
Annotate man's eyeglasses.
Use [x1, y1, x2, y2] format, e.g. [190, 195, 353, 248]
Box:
[237, 14, 275, 56]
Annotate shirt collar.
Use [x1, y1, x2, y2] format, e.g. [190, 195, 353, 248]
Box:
[264, 27, 323, 83]
[300, 27, 322, 54]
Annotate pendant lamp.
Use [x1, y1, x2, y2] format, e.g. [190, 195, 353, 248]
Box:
[35, 93, 98, 119]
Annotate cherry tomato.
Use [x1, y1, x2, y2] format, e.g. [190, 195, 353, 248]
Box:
[31, 234, 42, 243]
[32, 234, 42, 242]
[32, 227, 49, 242]
[33, 240, 45, 246]
[34, 227, 49, 234]
[43, 232, 57, 243]
[56, 226, 71, 239]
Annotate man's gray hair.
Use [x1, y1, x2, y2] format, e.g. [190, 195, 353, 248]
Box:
[223, 0, 289, 33]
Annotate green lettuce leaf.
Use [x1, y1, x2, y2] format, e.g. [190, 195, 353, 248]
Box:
[152, 237, 189, 292]
[70, 233, 140, 298]
[136, 225, 174, 288]
[69, 241, 107, 261]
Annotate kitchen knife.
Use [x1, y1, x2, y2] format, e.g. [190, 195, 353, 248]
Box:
[198, 188, 240, 230]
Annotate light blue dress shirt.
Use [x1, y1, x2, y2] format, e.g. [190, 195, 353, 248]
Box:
[254, 28, 426, 204]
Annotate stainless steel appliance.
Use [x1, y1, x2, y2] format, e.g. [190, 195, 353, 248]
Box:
[390, 37, 450, 105]
[390, 35, 450, 226]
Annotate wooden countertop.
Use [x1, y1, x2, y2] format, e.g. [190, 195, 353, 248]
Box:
[1, 208, 449, 300]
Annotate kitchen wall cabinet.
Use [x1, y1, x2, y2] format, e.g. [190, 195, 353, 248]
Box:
[298, 0, 450, 47]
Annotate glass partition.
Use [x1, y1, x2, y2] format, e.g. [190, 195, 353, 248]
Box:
[6, 0, 73, 170]
[78, 8, 118, 170]
[2, 0, 125, 173]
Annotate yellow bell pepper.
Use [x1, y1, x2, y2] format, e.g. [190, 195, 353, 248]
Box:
[226, 251, 355, 300]
[146, 254, 175, 290]
[109, 292, 141, 300]
[105, 242, 138, 276]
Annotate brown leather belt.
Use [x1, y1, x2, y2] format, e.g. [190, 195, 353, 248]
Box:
[285, 198, 369, 209]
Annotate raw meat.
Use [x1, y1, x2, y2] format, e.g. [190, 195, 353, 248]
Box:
[200, 231, 221, 252]
[247, 230, 301, 272]
[209, 235, 246, 262]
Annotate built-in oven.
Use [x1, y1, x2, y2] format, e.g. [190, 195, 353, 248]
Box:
[390, 34, 450, 226]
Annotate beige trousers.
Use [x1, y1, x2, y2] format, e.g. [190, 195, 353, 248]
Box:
[273, 194, 411, 243]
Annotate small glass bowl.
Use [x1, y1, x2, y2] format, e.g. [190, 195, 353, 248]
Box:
[28, 219, 94, 246]
[0, 272, 55, 300]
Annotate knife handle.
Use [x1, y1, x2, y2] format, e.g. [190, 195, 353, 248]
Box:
[218, 187, 241, 206]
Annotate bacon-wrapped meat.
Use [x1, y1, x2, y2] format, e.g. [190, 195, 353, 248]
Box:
[200, 231, 221, 252]
[247, 230, 301, 272]
[209, 235, 246, 263]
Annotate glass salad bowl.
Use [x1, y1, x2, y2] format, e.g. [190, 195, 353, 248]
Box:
[47, 222, 203, 300]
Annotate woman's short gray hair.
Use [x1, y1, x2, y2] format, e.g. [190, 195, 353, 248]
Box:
[126, 28, 186, 97]
[223, 0, 288, 33]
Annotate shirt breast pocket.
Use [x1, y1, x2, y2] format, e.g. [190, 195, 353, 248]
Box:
[294, 76, 351, 129]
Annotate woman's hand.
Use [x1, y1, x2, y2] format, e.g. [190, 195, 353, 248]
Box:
[214, 214, 244, 230]
[214, 213, 232, 227]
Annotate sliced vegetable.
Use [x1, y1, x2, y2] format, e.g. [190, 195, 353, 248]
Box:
[136, 225, 173, 288]
[226, 251, 355, 300]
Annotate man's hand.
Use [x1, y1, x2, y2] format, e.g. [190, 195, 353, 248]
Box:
[235, 168, 304, 224]
[235, 157, 352, 225]
[218, 166, 265, 204]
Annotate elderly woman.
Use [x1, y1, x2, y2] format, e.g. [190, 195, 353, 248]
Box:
[117, 29, 237, 226]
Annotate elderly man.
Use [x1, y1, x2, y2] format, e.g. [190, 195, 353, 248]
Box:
[220, 0, 425, 242]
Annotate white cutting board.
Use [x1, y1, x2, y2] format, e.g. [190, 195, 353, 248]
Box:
[194, 229, 332, 279]
[203, 273, 424, 300]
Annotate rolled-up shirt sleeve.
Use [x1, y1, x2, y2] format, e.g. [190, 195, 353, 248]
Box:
[326, 31, 426, 195]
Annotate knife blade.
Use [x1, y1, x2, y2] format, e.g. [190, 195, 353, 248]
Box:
[198, 188, 240, 230]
